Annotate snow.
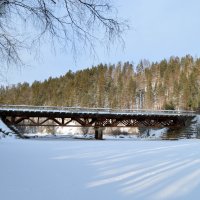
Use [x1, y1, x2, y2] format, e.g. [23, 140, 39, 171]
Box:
[0, 105, 196, 117]
[22, 125, 139, 139]
[0, 138, 200, 200]
[0, 119, 13, 138]
[140, 128, 168, 139]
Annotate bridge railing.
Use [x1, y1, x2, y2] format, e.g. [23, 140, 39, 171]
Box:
[0, 104, 196, 116]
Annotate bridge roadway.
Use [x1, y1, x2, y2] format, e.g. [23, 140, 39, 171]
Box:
[0, 105, 196, 139]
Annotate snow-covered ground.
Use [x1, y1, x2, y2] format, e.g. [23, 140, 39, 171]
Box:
[0, 119, 13, 138]
[0, 119, 13, 133]
[0, 137, 200, 200]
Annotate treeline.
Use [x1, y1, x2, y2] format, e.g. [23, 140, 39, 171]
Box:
[1, 55, 200, 110]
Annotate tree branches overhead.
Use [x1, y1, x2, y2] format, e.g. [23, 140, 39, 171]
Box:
[0, 0, 128, 65]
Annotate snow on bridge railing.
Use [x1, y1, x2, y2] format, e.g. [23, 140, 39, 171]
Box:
[0, 104, 196, 116]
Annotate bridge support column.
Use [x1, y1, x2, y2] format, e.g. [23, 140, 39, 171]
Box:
[94, 127, 103, 140]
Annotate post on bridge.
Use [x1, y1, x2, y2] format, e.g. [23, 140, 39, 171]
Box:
[94, 127, 103, 140]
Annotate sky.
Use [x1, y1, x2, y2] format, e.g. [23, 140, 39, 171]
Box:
[2, 0, 200, 85]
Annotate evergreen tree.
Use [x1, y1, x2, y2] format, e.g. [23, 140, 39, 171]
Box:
[0, 56, 199, 111]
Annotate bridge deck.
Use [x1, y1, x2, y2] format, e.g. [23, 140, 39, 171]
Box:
[0, 105, 196, 117]
[0, 105, 196, 139]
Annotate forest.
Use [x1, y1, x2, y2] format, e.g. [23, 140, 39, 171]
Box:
[0, 55, 200, 111]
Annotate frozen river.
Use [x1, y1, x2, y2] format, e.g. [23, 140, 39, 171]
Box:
[0, 137, 200, 200]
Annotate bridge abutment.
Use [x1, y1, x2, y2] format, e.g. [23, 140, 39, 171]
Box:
[94, 127, 103, 140]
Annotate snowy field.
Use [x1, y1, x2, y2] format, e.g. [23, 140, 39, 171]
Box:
[0, 137, 200, 200]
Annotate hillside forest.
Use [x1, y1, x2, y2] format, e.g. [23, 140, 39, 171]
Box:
[1, 55, 200, 111]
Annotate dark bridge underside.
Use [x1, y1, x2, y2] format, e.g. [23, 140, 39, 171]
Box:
[0, 109, 194, 128]
[0, 105, 196, 139]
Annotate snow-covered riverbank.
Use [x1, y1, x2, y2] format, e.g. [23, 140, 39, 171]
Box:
[0, 138, 200, 200]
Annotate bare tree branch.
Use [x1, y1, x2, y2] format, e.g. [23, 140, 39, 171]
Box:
[0, 0, 128, 66]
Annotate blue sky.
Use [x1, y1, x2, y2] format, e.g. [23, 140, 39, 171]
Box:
[3, 0, 200, 85]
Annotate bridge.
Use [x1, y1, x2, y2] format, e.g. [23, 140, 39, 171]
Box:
[0, 105, 196, 139]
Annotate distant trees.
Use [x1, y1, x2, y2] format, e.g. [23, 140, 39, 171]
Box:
[164, 101, 175, 110]
[0, 55, 200, 111]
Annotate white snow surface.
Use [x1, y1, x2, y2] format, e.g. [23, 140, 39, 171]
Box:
[0, 119, 13, 138]
[0, 138, 200, 200]
[141, 128, 168, 139]
[0, 119, 12, 133]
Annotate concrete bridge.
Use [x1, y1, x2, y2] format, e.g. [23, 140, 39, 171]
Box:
[0, 105, 196, 139]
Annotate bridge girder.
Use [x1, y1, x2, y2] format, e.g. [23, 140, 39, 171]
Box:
[3, 115, 188, 128]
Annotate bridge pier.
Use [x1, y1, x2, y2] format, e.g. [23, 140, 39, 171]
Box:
[94, 127, 103, 140]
